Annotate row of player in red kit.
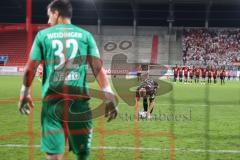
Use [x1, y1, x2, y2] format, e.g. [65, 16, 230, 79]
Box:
[172, 66, 227, 78]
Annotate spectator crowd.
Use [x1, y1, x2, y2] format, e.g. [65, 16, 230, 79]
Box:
[183, 28, 240, 67]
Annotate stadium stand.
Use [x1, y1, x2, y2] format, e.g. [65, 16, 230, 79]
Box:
[182, 28, 240, 67]
[1, 25, 239, 68]
[169, 30, 183, 65]
[0, 25, 168, 66]
[0, 31, 28, 66]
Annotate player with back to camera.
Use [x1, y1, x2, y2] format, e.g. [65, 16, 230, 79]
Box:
[207, 66, 213, 84]
[178, 66, 183, 82]
[135, 75, 158, 120]
[172, 64, 178, 82]
[194, 67, 201, 83]
[220, 67, 226, 85]
[18, 0, 118, 160]
[188, 66, 194, 83]
[201, 67, 207, 84]
[213, 67, 218, 84]
[183, 65, 189, 84]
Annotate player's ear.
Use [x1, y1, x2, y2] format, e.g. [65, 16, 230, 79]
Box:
[52, 10, 60, 19]
[54, 10, 59, 15]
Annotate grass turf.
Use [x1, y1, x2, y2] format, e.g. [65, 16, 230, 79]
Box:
[0, 75, 239, 160]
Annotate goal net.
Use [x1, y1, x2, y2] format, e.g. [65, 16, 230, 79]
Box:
[146, 64, 172, 80]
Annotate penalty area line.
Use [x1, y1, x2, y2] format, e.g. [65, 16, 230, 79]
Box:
[0, 144, 240, 154]
[117, 102, 239, 107]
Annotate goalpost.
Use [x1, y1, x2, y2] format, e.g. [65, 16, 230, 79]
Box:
[146, 64, 172, 80]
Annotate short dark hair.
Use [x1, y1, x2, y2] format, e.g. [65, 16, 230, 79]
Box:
[48, 0, 72, 18]
[139, 88, 146, 97]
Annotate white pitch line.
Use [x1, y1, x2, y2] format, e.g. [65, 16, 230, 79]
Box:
[117, 102, 239, 107]
[0, 144, 240, 154]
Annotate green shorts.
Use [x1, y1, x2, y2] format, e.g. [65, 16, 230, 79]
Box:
[41, 98, 93, 155]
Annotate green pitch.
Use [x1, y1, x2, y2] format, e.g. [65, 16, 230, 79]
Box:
[0, 75, 239, 160]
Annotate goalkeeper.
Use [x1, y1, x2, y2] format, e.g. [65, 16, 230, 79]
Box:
[135, 78, 158, 119]
[18, 0, 118, 160]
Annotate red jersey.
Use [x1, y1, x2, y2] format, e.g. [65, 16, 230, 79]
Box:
[189, 69, 193, 76]
[173, 67, 178, 75]
[184, 67, 189, 76]
[136, 66, 142, 74]
[220, 70, 226, 77]
[201, 68, 206, 76]
[195, 68, 201, 76]
[213, 70, 217, 77]
[207, 70, 212, 77]
[179, 68, 183, 76]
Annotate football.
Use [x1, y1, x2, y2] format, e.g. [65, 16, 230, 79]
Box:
[139, 111, 147, 119]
